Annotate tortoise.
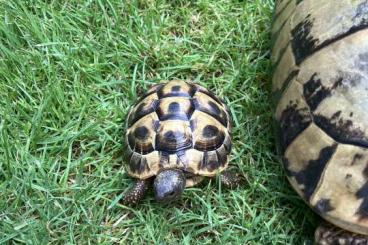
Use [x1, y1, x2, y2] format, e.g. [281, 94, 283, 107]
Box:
[121, 80, 241, 204]
[272, 0, 368, 244]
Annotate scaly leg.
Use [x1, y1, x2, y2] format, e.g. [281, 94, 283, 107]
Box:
[121, 179, 150, 205]
[220, 170, 242, 188]
[315, 222, 368, 245]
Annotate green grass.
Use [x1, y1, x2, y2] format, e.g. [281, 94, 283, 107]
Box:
[0, 0, 319, 244]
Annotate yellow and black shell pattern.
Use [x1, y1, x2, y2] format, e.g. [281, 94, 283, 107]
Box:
[124, 80, 232, 181]
[272, 0, 368, 235]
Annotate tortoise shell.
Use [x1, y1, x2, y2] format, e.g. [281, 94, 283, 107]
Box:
[272, 0, 368, 235]
[124, 80, 232, 180]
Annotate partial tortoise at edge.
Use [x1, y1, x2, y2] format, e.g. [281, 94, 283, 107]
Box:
[272, 0, 368, 244]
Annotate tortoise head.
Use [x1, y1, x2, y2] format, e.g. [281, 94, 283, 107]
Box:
[153, 169, 186, 203]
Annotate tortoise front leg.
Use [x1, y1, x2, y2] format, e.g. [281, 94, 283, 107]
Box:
[220, 170, 242, 188]
[315, 222, 368, 245]
[121, 179, 150, 205]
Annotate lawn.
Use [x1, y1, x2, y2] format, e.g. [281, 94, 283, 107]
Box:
[0, 0, 318, 244]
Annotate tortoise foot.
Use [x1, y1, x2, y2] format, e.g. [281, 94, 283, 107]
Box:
[315, 222, 368, 245]
[220, 170, 243, 189]
[121, 180, 149, 205]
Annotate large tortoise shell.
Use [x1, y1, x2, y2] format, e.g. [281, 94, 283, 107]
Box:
[124, 80, 232, 179]
[272, 0, 368, 235]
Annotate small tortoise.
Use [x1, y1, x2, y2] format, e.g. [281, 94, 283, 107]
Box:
[272, 0, 368, 244]
[122, 80, 241, 204]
